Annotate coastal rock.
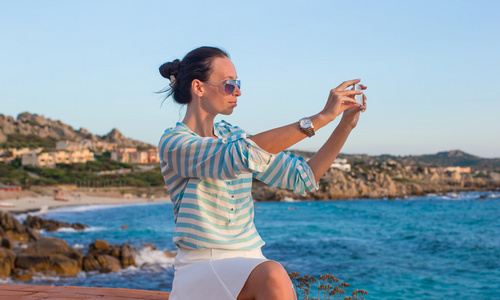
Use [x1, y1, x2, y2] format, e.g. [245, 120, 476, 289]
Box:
[489, 172, 500, 182]
[23, 215, 88, 232]
[15, 237, 83, 277]
[0, 211, 36, 242]
[16, 253, 81, 277]
[12, 268, 33, 281]
[1, 237, 13, 250]
[83, 240, 138, 272]
[83, 254, 121, 273]
[92, 239, 110, 250]
[0, 248, 16, 278]
[120, 243, 137, 268]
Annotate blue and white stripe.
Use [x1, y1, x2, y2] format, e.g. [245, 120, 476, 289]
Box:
[158, 120, 318, 250]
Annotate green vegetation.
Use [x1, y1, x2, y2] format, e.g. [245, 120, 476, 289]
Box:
[0, 154, 164, 188]
[1, 133, 58, 149]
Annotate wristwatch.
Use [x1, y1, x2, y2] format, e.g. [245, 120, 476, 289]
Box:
[299, 117, 315, 137]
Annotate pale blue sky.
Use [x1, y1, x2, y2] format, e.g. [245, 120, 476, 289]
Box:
[1, 0, 499, 158]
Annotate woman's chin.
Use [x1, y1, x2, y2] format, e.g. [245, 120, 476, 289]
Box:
[220, 108, 235, 115]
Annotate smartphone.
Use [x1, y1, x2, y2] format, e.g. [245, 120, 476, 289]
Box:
[352, 84, 363, 105]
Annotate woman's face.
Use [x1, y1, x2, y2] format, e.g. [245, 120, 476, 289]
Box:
[200, 56, 242, 116]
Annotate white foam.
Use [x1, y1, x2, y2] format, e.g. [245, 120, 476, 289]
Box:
[29, 271, 87, 283]
[73, 243, 85, 249]
[55, 227, 79, 233]
[38, 226, 106, 235]
[0, 277, 13, 284]
[133, 247, 175, 270]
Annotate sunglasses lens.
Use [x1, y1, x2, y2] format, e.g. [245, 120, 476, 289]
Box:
[224, 83, 236, 95]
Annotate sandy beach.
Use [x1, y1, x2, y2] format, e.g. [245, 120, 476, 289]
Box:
[0, 189, 170, 214]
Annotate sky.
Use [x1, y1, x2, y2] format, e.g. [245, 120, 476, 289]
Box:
[1, 0, 499, 158]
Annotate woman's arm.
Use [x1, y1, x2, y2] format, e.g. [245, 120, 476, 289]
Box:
[307, 96, 366, 181]
[158, 130, 275, 180]
[249, 79, 365, 154]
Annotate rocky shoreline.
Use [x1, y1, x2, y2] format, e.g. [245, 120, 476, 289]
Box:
[252, 161, 500, 201]
[0, 211, 174, 281]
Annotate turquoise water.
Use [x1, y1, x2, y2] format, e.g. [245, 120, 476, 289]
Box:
[9, 191, 500, 299]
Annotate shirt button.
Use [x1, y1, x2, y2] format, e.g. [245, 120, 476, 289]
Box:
[222, 138, 227, 143]
[231, 195, 235, 198]
[231, 208, 234, 211]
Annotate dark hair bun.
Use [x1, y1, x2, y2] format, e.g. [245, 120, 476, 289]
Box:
[159, 59, 181, 80]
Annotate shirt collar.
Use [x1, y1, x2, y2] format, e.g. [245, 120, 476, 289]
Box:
[175, 122, 220, 138]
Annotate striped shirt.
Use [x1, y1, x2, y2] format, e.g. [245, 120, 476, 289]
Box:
[158, 120, 318, 250]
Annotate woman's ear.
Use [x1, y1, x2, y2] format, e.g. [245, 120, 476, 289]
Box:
[191, 79, 204, 97]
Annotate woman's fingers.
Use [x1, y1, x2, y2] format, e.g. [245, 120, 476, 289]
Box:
[360, 94, 367, 112]
[341, 96, 360, 105]
[340, 98, 362, 113]
[336, 79, 361, 91]
[341, 90, 363, 101]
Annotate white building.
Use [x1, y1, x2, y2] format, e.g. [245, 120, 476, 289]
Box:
[21, 149, 95, 167]
[110, 148, 159, 164]
[330, 158, 351, 172]
[0, 147, 42, 162]
[56, 139, 117, 152]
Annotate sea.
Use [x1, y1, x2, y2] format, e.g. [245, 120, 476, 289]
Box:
[5, 191, 500, 299]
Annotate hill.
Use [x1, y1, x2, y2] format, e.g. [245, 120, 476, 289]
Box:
[0, 112, 153, 149]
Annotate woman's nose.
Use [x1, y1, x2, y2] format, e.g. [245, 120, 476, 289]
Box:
[234, 86, 242, 96]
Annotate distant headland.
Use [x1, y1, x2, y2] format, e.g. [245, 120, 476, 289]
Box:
[1, 112, 499, 202]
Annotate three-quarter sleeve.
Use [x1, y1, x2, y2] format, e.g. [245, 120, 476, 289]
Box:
[158, 127, 275, 180]
[253, 151, 319, 196]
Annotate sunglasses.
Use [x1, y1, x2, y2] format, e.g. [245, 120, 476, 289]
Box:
[205, 79, 241, 95]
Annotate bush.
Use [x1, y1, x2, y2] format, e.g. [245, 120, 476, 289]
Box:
[289, 272, 368, 300]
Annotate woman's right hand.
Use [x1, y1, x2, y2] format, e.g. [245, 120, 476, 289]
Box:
[319, 79, 364, 122]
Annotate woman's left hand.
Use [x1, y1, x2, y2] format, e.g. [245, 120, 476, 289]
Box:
[339, 86, 367, 129]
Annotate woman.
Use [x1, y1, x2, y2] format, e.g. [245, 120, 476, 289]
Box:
[158, 46, 366, 300]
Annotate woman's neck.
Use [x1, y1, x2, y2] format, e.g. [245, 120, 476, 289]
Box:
[182, 106, 217, 138]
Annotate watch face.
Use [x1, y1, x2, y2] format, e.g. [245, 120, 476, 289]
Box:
[300, 118, 312, 128]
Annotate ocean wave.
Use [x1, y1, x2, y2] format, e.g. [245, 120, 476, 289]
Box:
[38, 226, 106, 234]
[133, 247, 175, 270]
[30, 271, 87, 283]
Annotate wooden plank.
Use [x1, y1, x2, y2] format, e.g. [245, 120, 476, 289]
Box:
[0, 284, 170, 299]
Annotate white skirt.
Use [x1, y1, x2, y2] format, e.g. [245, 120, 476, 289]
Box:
[169, 248, 269, 300]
